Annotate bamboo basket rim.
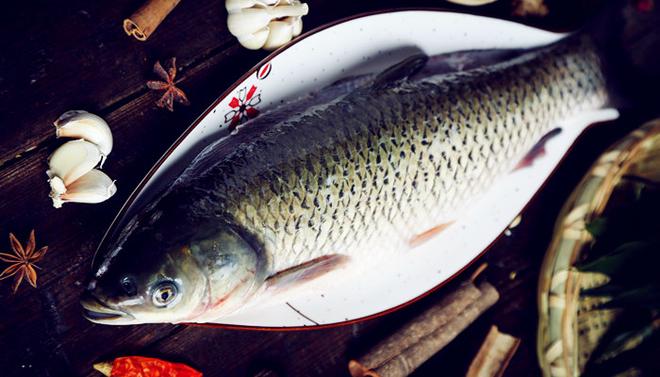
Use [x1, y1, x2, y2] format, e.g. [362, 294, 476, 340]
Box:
[537, 118, 660, 377]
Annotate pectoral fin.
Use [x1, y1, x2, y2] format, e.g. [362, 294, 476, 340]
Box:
[409, 221, 455, 247]
[265, 254, 350, 291]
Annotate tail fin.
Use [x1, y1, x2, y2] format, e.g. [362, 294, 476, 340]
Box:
[585, 0, 660, 111]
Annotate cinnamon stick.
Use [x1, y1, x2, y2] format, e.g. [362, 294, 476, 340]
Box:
[466, 326, 520, 377]
[123, 0, 181, 41]
[349, 281, 499, 377]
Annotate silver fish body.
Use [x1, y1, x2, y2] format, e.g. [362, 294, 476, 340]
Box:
[83, 37, 607, 324]
[185, 37, 606, 272]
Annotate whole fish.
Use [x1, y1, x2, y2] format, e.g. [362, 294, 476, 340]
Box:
[81, 35, 609, 324]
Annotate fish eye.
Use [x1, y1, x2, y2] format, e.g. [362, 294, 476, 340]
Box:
[120, 276, 137, 296]
[152, 281, 178, 307]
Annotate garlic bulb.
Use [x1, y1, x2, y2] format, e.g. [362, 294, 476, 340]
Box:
[54, 110, 113, 167]
[50, 169, 117, 208]
[226, 0, 308, 50]
[47, 139, 102, 187]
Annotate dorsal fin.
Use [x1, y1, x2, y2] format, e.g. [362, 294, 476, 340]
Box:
[372, 54, 429, 90]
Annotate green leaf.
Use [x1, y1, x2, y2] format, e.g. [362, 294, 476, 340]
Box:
[594, 320, 659, 363]
[576, 241, 656, 278]
[599, 284, 660, 310]
[586, 217, 608, 238]
[581, 283, 625, 298]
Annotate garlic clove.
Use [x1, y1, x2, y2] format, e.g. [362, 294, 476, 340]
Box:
[226, 0, 276, 12]
[237, 26, 270, 50]
[54, 110, 113, 166]
[262, 20, 294, 50]
[291, 16, 303, 37]
[54, 110, 88, 123]
[227, 8, 273, 37]
[50, 169, 117, 208]
[47, 139, 102, 186]
[265, 2, 308, 18]
[226, 0, 258, 12]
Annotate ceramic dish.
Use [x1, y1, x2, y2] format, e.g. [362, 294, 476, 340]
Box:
[95, 10, 619, 328]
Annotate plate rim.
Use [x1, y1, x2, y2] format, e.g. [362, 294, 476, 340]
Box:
[93, 8, 579, 330]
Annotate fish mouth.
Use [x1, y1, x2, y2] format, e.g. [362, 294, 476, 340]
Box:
[82, 308, 123, 321]
[80, 291, 134, 324]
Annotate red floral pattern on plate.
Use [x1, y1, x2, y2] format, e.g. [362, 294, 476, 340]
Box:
[224, 85, 261, 129]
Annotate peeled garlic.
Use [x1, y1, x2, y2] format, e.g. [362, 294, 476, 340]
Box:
[54, 110, 113, 167]
[47, 110, 118, 209]
[47, 139, 102, 187]
[50, 169, 117, 208]
[226, 0, 308, 50]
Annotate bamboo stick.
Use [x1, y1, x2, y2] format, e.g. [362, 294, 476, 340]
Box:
[466, 326, 521, 377]
[349, 281, 499, 377]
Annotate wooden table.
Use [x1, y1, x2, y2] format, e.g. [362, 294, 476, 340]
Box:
[0, 1, 654, 376]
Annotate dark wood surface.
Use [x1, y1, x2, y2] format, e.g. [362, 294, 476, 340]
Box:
[0, 1, 657, 377]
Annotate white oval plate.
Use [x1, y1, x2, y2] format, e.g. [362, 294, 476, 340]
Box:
[98, 10, 618, 328]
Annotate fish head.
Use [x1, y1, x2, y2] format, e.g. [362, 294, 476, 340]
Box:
[81, 226, 208, 325]
[82, 216, 263, 325]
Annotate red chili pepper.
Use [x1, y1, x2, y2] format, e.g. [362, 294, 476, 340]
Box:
[110, 356, 202, 377]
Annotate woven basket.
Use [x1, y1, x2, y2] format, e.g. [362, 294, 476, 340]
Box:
[537, 118, 660, 377]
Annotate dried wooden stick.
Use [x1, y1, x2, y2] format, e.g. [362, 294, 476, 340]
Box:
[349, 281, 499, 377]
[372, 283, 499, 377]
[466, 326, 520, 377]
[123, 0, 181, 41]
[351, 281, 482, 373]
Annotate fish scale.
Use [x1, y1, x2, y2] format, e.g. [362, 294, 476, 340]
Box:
[170, 37, 607, 275]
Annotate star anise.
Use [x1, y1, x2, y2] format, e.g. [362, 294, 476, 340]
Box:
[147, 57, 190, 112]
[0, 230, 48, 293]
